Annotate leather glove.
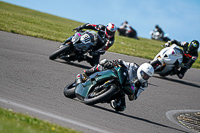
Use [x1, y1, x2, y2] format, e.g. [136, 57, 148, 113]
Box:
[112, 60, 120, 67]
[103, 61, 114, 69]
[76, 25, 83, 31]
[113, 59, 127, 68]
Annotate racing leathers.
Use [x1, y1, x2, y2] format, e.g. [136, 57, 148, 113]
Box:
[118, 22, 131, 30]
[82, 59, 148, 111]
[166, 40, 198, 78]
[154, 26, 164, 38]
[118, 22, 138, 39]
[76, 23, 115, 66]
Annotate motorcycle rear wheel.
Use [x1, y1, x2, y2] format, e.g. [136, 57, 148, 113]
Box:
[84, 85, 117, 105]
[63, 81, 76, 98]
[49, 45, 71, 60]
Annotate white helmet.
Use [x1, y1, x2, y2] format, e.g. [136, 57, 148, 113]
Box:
[137, 63, 154, 83]
[105, 23, 117, 38]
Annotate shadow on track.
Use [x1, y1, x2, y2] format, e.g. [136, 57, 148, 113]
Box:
[53, 60, 91, 69]
[91, 105, 189, 133]
[153, 75, 200, 88]
[148, 82, 159, 87]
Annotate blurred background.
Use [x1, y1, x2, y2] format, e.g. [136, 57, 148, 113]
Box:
[2, 0, 200, 51]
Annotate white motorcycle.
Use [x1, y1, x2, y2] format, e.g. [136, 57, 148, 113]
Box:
[150, 44, 183, 77]
[150, 30, 170, 42]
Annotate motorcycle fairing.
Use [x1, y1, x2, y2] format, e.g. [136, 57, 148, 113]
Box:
[154, 44, 183, 74]
[75, 67, 128, 100]
[75, 69, 117, 100]
[72, 32, 95, 52]
[74, 42, 94, 52]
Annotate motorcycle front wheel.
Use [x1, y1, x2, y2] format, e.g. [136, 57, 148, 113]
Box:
[49, 45, 71, 60]
[63, 81, 76, 98]
[150, 59, 162, 69]
[84, 85, 117, 105]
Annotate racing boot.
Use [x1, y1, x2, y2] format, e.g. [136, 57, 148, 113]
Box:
[110, 99, 121, 109]
[177, 71, 184, 79]
[128, 86, 139, 101]
[177, 67, 187, 79]
[110, 97, 126, 112]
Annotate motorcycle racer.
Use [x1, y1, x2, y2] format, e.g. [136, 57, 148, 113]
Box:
[75, 23, 117, 66]
[154, 25, 164, 38]
[117, 21, 138, 39]
[151, 25, 170, 42]
[165, 39, 199, 79]
[81, 59, 154, 111]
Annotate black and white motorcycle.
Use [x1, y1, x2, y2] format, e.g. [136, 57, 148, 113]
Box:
[49, 30, 97, 65]
[150, 30, 170, 42]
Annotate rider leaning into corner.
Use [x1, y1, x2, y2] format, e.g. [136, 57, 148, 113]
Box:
[154, 25, 164, 38]
[165, 39, 199, 79]
[74, 23, 117, 66]
[118, 21, 138, 39]
[80, 59, 154, 111]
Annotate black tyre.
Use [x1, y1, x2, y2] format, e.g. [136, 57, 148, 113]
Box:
[49, 45, 71, 60]
[159, 73, 167, 77]
[63, 81, 76, 98]
[84, 85, 117, 105]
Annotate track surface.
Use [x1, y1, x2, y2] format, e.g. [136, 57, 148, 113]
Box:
[0, 31, 199, 133]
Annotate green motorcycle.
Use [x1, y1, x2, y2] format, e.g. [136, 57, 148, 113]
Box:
[63, 66, 135, 109]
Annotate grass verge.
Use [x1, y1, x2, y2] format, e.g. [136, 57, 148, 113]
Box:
[0, 107, 81, 133]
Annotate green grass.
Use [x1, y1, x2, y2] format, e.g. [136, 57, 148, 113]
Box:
[0, 1, 199, 68]
[0, 107, 81, 133]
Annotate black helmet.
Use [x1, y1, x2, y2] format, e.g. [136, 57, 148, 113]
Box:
[188, 40, 199, 52]
[155, 25, 159, 28]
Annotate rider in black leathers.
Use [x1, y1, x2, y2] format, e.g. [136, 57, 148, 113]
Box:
[75, 23, 117, 66]
[165, 39, 199, 79]
[117, 21, 138, 39]
[155, 25, 164, 37]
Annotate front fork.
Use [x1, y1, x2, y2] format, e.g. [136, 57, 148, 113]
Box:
[59, 36, 74, 51]
[150, 59, 162, 69]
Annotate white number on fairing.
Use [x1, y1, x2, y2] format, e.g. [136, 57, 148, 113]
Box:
[80, 34, 91, 44]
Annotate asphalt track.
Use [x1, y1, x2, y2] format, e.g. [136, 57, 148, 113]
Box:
[0, 31, 199, 133]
